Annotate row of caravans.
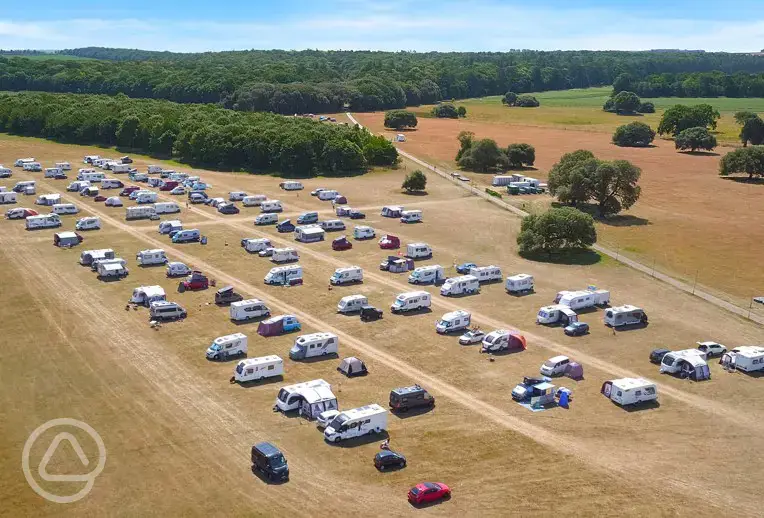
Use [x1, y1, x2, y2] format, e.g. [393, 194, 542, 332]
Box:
[380, 205, 422, 223]
[125, 202, 181, 220]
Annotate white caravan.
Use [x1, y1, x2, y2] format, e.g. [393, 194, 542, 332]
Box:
[406, 242, 432, 259]
[44, 167, 63, 178]
[205, 333, 248, 360]
[726, 346, 764, 372]
[229, 191, 247, 201]
[295, 225, 326, 243]
[79, 248, 115, 266]
[264, 265, 303, 286]
[154, 202, 180, 214]
[126, 206, 157, 220]
[92, 257, 127, 273]
[557, 289, 610, 310]
[77, 171, 104, 182]
[271, 248, 299, 263]
[280, 181, 304, 191]
[319, 219, 345, 232]
[601, 378, 657, 406]
[317, 189, 338, 200]
[391, 291, 431, 314]
[136, 249, 168, 266]
[52, 203, 79, 215]
[400, 210, 422, 223]
[435, 310, 471, 334]
[659, 349, 708, 374]
[255, 213, 278, 225]
[536, 305, 578, 325]
[232, 356, 284, 383]
[469, 265, 503, 283]
[15, 157, 35, 167]
[337, 294, 368, 314]
[330, 266, 363, 285]
[229, 299, 271, 322]
[0, 166, 12, 177]
[353, 226, 375, 240]
[136, 192, 158, 204]
[96, 260, 128, 279]
[36, 193, 61, 206]
[289, 332, 339, 360]
[440, 275, 480, 296]
[408, 265, 445, 285]
[506, 274, 534, 294]
[130, 285, 166, 306]
[158, 220, 182, 235]
[242, 194, 267, 207]
[260, 200, 283, 213]
[242, 238, 272, 253]
[26, 214, 61, 230]
[275, 379, 331, 412]
[83, 155, 100, 164]
[75, 216, 101, 231]
[100, 178, 123, 189]
[604, 305, 647, 327]
[324, 404, 388, 443]
[0, 192, 17, 204]
[111, 163, 131, 174]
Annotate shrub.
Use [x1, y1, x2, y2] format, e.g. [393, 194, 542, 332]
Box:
[612, 122, 656, 147]
[384, 110, 417, 129]
[402, 170, 427, 191]
[431, 103, 459, 118]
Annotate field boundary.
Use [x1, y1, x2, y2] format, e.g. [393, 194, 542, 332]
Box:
[346, 112, 764, 326]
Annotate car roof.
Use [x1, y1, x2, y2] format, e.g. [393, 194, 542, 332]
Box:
[423, 482, 441, 490]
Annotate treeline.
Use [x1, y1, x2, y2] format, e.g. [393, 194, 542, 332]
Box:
[0, 92, 397, 176]
[618, 71, 764, 98]
[4, 49, 764, 113]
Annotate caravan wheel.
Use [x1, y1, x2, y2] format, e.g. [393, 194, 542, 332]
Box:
[333, 436, 341, 444]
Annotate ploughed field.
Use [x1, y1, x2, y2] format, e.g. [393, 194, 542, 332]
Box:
[2, 136, 764, 517]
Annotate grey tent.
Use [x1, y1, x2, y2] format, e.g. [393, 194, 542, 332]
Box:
[564, 362, 584, 380]
[338, 357, 368, 377]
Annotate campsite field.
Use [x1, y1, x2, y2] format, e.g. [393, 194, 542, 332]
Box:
[2, 137, 764, 517]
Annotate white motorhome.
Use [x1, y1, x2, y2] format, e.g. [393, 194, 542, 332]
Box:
[601, 378, 657, 406]
[391, 291, 431, 314]
[15, 158, 35, 167]
[280, 181, 304, 191]
[319, 219, 345, 232]
[330, 266, 363, 285]
[400, 210, 422, 223]
[242, 238, 272, 253]
[260, 200, 283, 213]
[536, 305, 578, 325]
[469, 265, 503, 283]
[275, 379, 331, 412]
[75, 216, 101, 231]
[242, 194, 267, 207]
[130, 285, 166, 306]
[23, 162, 42, 172]
[111, 163, 131, 174]
[324, 404, 387, 443]
[154, 202, 180, 214]
[44, 167, 63, 178]
[557, 289, 610, 310]
[271, 248, 299, 263]
[77, 171, 105, 182]
[83, 155, 100, 164]
[232, 356, 284, 383]
[353, 226, 375, 240]
[264, 265, 303, 286]
[229, 191, 247, 201]
[52, 203, 79, 215]
[100, 178, 123, 189]
[255, 213, 278, 225]
[171, 229, 200, 243]
[35, 193, 62, 206]
[205, 333, 248, 360]
[408, 265, 445, 285]
[13, 180, 36, 193]
[405, 243, 432, 260]
[136, 191, 158, 204]
[26, 214, 61, 230]
[317, 189, 338, 200]
[136, 249, 168, 266]
[126, 206, 157, 220]
[289, 332, 339, 360]
[337, 294, 368, 314]
[229, 299, 271, 322]
[96, 260, 128, 279]
[506, 274, 534, 294]
[158, 220, 182, 235]
[0, 192, 17, 204]
[440, 275, 480, 296]
[295, 225, 326, 243]
[435, 310, 471, 334]
[381, 205, 403, 218]
[725, 346, 764, 372]
[604, 305, 647, 327]
[79, 248, 115, 266]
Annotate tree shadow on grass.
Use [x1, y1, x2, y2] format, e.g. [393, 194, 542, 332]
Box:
[678, 150, 720, 157]
[520, 249, 603, 266]
[720, 176, 764, 185]
[597, 214, 650, 227]
[401, 190, 428, 196]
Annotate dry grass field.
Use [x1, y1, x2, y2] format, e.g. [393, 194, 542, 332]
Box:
[2, 136, 764, 517]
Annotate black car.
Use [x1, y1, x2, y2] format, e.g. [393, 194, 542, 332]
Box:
[389, 385, 435, 413]
[349, 210, 366, 219]
[277, 220, 296, 233]
[374, 450, 406, 471]
[53, 172, 68, 179]
[649, 348, 671, 364]
[218, 203, 240, 215]
[188, 190, 209, 200]
[215, 286, 244, 305]
[251, 442, 289, 482]
[360, 305, 383, 322]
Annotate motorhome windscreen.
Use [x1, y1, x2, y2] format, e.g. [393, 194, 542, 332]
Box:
[328, 415, 348, 430]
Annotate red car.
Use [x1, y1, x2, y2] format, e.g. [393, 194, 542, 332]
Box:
[160, 181, 179, 191]
[332, 236, 353, 251]
[94, 195, 107, 202]
[181, 271, 209, 291]
[408, 482, 450, 505]
[378, 234, 400, 249]
[120, 186, 140, 196]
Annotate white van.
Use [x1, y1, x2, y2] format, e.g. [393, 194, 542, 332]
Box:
[100, 178, 123, 189]
[255, 213, 278, 225]
[136, 249, 168, 266]
[319, 219, 346, 232]
[52, 203, 79, 215]
[26, 214, 62, 230]
[353, 226, 375, 240]
[317, 189, 338, 200]
[158, 220, 182, 235]
[242, 194, 267, 207]
[242, 238, 272, 253]
[229, 299, 271, 322]
[171, 229, 200, 243]
[506, 274, 534, 294]
[330, 266, 363, 285]
[271, 248, 299, 263]
[55, 162, 71, 171]
[409, 265, 444, 285]
[205, 333, 248, 360]
[23, 162, 42, 172]
[406, 243, 432, 259]
[0, 192, 17, 204]
[540, 355, 571, 377]
[44, 167, 62, 178]
[75, 216, 101, 231]
[126, 206, 157, 220]
[13, 181, 36, 193]
[324, 404, 387, 443]
[229, 191, 247, 201]
[604, 305, 647, 327]
[289, 332, 338, 360]
[400, 210, 422, 223]
[149, 301, 187, 321]
[470, 265, 502, 283]
[435, 310, 471, 334]
[260, 200, 283, 213]
[264, 265, 303, 286]
[440, 275, 479, 296]
[337, 294, 368, 314]
[136, 192, 158, 204]
[15, 158, 35, 167]
[154, 202, 180, 214]
[280, 181, 304, 191]
[601, 378, 657, 406]
[232, 356, 284, 383]
[391, 291, 431, 314]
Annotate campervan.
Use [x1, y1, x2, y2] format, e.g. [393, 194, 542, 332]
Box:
[79, 248, 115, 266]
[601, 378, 657, 406]
[158, 220, 182, 235]
[0, 192, 17, 204]
[435, 310, 471, 334]
[255, 213, 278, 225]
[330, 266, 363, 285]
[205, 333, 248, 360]
[260, 200, 283, 213]
[540, 356, 572, 377]
[557, 289, 610, 310]
[101, 178, 124, 189]
[52, 203, 79, 215]
[353, 226, 375, 240]
[536, 305, 578, 325]
[13, 181, 36, 193]
[604, 305, 647, 327]
[23, 162, 42, 172]
[726, 346, 764, 372]
[289, 332, 339, 360]
[130, 285, 166, 306]
[242, 238, 272, 253]
[149, 301, 187, 321]
[271, 248, 299, 263]
[35, 194, 61, 206]
[77, 171, 105, 182]
[391, 291, 431, 314]
[381, 206, 403, 218]
[264, 265, 303, 286]
[317, 189, 338, 200]
[408, 265, 445, 285]
[324, 404, 387, 443]
[136, 192, 158, 204]
[440, 275, 480, 296]
[80, 186, 99, 197]
[166, 262, 191, 277]
[136, 249, 168, 266]
[481, 330, 527, 353]
[111, 164, 131, 174]
[319, 219, 345, 232]
[280, 181, 304, 191]
[405, 243, 432, 259]
[469, 265, 502, 283]
[506, 274, 534, 294]
[126, 206, 157, 220]
[242, 195, 267, 207]
[294, 225, 325, 243]
[337, 295, 368, 314]
[44, 167, 63, 178]
[25, 214, 61, 230]
[171, 229, 201, 243]
[229, 299, 271, 322]
[75, 217, 101, 231]
[233, 356, 284, 383]
[400, 210, 422, 223]
[96, 260, 128, 279]
[15, 158, 35, 167]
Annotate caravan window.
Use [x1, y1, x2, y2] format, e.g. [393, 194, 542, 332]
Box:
[645, 387, 656, 395]
[267, 365, 275, 371]
[616, 391, 623, 397]
[635, 390, 642, 396]
[246, 368, 254, 375]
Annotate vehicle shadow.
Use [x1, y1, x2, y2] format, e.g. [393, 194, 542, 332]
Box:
[97, 276, 125, 283]
[507, 290, 534, 298]
[441, 291, 480, 299]
[230, 314, 271, 326]
[618, 400, 661, 412]
[737, 369, 764, 378]
[206, 354, 246, 363]
[409, 493, 452, 509]
[391, 405, 435, 420]
[612, 322, 649, 332]
[481, 348, 524, 357]
[297, 353, 339, 363]
[326, 430, 389, 448]
[234, 375, 285, 388]
[251, 466, 288, 485]
[398, 307, 433, 317]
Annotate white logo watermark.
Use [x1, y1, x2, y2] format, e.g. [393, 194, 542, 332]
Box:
[22, 418, 106, 503]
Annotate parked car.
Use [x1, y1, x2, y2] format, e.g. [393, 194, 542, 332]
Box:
[277, 220, 295, 233]
[374, 450, 406, 471]
[218, 203, 240, 215]
[408, 482, 450, 505]
[316, 409, 340, 429]
[456, 262, 477, 274]
[332, 236, 353, 251]
[349, 210, 366, 219]
[215, 286, 244, 305]
[93, 195, 107, 202]
[181, 271, 209, 291]
[649, 348, 671, 364]
[360, 305, 383, 322]
[458, 329, 485, 345]
[696, 341, 727, 357]
[563, 322, 589, 336]
[310, 188, 325, 196]
[170, 186, 186, 195]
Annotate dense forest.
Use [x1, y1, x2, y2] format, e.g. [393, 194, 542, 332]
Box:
[2, 49, 764, 114]
[617, 71, 764, 98]
[0, 92, 397, 176]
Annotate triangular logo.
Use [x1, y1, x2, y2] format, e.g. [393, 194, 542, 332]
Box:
[38, 433, 91, 482]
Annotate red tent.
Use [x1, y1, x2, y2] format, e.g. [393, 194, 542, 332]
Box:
[257, 316, 284, 337]
[508, 332, 527, 350]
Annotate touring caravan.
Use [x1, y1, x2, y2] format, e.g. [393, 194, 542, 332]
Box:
[481, 330, 527, 353]
[353, 226, 375, 240]
[126, 206, 157, 220]
[44, 167, 63, 178]
[319, 219, 345, 232]
[91, 257, 126, 273]
[77, 171, 105, 182]
[275, 379, 332, 413]
[381, 206, 403, 218]
[15, 158, 35, 167]
[79, 248, 115, 266]
[317, 189, 338, 200]
[0, 192, 17, 204]
[205, 333, 248, 360]
[280, 181, 304, 191]
[67, 180, 90, 192]
[506, 274, 534, 294]
[271, 248, 299, 263]
[536, 305, 579, 325]
[435, 310, 471, 334]
[330, 266, 363, 285]
[659, 350, 710, 380]
[111, 163, 132, 174]
[96, 260, 128, 279]
[264, 265, 303, 286]
[101, 178, 124, 189]
[242, 194, 267, 207]
[26, 214, 61, 230]
[391, 291, 431, 314]
[406, 243, 432, 259]
[136, 249, 168, 266]
[23, 162, 42, 172]
[136, 192, 158, 204]
[130, 285, 166, 306]
[400, 210, 422, 223]
[337, 294, 368, 314]
[242, 238, 272, 253]
[260, 200, 283, 213]
[294, 225, 326, 243]
[158, 220, 182, 235]
[232, 356, 284, 383]
[604, 305, 647, 327]
[557, 289, 610, 310]
[229, 299, 271, 322]
[601, 378, 657, 406]
[13, 181, 36, 193]
[408, 265, 445, 285]
[255, 213, 278, 225]
[35, 193, 61, 206]
[324, 404, 387, 443]
[724, 346, 764, 373]
[469, 265, 502, 283]
[440, 275, 480, 296]
[52, 203, 79, 215]
[289, 333, 339, 360]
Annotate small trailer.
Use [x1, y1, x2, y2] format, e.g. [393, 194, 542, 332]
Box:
[53, 231, 83, 248]
[440, 275, 480, 296]
[232, 356, 284, 383]
[264, 265, 303, 286]
[260, 200, 283, 213]
[324, 404, 387, 443]
[604, 305, 647, 327]
[52, 203, 79, 215]
[319, 219, 346, 232]
[469, 265, 502, 283]
[536, 305, 578, 325]
[330, 266, 363, 285]
[391, 291, 431, 314]
[601, 378, 657, 406]
[381, 205, 403, 218]
[505, 274, 534, 294]
[337, 294, 368, 314]
[241, 238, 272, 253]
[289, 332, 339, 360]
[205, 333, 248, 360]
[295, 225, 326, 243]
[408, 265, 445, 285]
[130, 285, 166, 306]
[229, 299, 271, 322]
[79, 248, 115, 266]
[481, 330, 527, 353]
[257, 315, 301, 336]
[405, 243, 432, 259]
[435, 310, 471, 334]
[280, 180, 304, 191]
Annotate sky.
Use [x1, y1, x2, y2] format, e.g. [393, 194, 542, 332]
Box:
[2, 0, 764, 53]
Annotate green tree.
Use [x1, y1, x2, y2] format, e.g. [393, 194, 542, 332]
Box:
[432, 103, 459, 118]
[674, 126, 717, 152]
[517, 207, 597, 256]
[587, 160, 642, 217]
[501, 91, 518, 105]
[637, 101, 655, 113]
[603, 98, 616, 112]
[116, 114, 140, 148]
[719, 146, 764, 179]
[455, 130, 474, 161]
[322, 139, 367, 173]
[612, 121, 655, 147]
[612, 73, 633, 95]
[457, 138, 503, 172]
[457, 106, 467, 118]
[739, 115, 764, 146]
[610, 91, 641, 114]
[734, 111, 758, 126]
[658, 104, 720, 135]
[402, 169, 427, 191]
[547, 150, 597, 206]
[384, 109, 418, 129]
[514, 95, 540, 107]
[506, 143, 536, 168]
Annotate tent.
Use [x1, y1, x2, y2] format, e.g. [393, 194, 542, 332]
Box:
[507, 331, 527, 351]
[54, 231, 82, 248]
[564, 362, 584, 380]
[338, 357, 368, 377]
[299, 385, 338, 419]
[258, 316, 284, 337]
[678, 356, 711, 381]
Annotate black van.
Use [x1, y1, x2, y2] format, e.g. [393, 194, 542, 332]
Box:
[389, 385, 435, 413]
[251, 442, 289, 482]
[215, 286, 243, 305]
